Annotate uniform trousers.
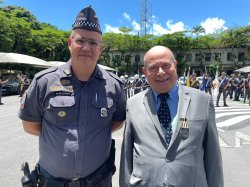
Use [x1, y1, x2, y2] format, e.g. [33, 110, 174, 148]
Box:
[216, 89, 227, 106]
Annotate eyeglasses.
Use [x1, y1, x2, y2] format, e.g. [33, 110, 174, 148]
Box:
[73, 37, 102, 48]
[148, 64, 172, 73]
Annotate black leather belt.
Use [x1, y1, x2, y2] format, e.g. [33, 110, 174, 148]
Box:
[40, 176, 88, 187]
[39, 161, 111, 187]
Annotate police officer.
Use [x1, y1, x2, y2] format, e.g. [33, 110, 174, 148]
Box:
[133, 74, 142, 94]
[18, 74, 31, 97]
[0, 71, 9, 105]
[123, 75, 130, 99]
[227, 74, 235, 99]
[243, 74, 250, 104]
[141, 74, 149, 90]
[216, 72, 229, 107]
[204, 73, 213, 95]
[233, 74, 241, 101]
[18, 6, 126, 187]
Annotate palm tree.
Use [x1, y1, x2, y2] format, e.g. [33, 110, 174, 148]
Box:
[192, 25, 205, 39]
[192, 25, 206, 69]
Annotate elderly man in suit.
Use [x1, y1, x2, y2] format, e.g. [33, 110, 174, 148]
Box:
[119, 46, 223, 187]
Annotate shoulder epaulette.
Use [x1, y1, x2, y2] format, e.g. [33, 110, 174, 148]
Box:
[107, 71, 124, 84]
[34, 66, 58, 80]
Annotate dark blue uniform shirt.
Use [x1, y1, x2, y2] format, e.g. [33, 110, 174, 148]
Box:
[19, 61, 126, 179]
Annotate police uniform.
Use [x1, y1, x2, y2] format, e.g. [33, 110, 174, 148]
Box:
[216, 76, 229, 106]
[204, 76, 213, 95]
[19, 61, 126, 184]
[133, 78, 142, 95]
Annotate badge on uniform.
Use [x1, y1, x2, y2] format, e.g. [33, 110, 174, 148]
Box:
[179, 117, 189, 139]
[58, 111, 66, 117]
[100, 108, 107, 117]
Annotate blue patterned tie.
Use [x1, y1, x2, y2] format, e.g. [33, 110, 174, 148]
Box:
[157, 93, 172, 144]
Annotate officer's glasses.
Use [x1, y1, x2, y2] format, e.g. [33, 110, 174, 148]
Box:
[73, 37, 102, 48]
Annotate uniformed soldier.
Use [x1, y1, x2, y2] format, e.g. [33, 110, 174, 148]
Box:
[216, 72, 229, 107]
[123, 75, 130, 99]
[204, 73, 213, 95]
[243, 74, 250, 103]
[233, 74, 241, 101]
[227, 73, 235, 99]
[133, 74, 142, 95]
[141, 74, 149, 90]
[18, 6, 126, 187]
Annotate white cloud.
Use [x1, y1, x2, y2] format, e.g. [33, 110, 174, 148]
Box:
[153, 24, 168, 35]
[104, 13, 186, 36]
[104, 24, 122, 34]
[152, 20, 186, 35]
[123, 12, 131, 21]
[132, 20, 140, 31]
[200, 17, 227, 34]
[166, 20, 185, 33]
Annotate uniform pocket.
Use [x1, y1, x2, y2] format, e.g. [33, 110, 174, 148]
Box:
[45, 96, 76, 126]
[91, 95, 114, 125]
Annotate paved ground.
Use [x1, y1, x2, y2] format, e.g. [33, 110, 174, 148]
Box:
[0, 94, 250, 186]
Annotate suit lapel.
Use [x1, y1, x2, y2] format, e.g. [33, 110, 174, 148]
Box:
[169, 85, 191, 146]
[143, 88, 166, 141]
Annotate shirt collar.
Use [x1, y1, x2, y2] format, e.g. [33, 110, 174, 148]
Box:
[152, 82, 179, 102]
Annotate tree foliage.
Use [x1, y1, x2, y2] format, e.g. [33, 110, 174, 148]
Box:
[0, 5, 249, 75]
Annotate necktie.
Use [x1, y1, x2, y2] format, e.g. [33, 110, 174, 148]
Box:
[157, 93, 172, 144]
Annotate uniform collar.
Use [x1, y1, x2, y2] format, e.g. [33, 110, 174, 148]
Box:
[57, 61, 106, 80]
[57, 60, 72, 78]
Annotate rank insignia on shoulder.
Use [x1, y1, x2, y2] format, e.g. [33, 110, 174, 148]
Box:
[179, 117, 189, 139]
[100, 108, 107, 117]
[60, 79, 71, 86]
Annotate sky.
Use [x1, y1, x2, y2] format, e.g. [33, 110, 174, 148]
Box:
[1, 0, 250, 36]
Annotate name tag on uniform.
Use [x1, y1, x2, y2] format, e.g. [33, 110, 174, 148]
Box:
[100, 108, 107, 117]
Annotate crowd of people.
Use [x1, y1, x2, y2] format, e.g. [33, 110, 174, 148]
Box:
[120, 74, 149, 99]
[120, 71, 250, 106]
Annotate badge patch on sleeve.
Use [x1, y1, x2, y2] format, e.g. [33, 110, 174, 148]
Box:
[20, 91, 27, 109]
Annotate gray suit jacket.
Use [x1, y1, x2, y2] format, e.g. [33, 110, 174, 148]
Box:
[120, 84, 223, 187]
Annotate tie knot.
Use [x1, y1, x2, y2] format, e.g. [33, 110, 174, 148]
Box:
[158, 93, 169, 102]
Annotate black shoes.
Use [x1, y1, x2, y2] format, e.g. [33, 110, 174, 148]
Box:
[0, 103, 4, 105]
[223, 104, 229, 107]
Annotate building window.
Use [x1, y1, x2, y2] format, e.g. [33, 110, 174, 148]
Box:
[186, 53, 192, 62]
[204, 53, 211, 61]
[135, 54, 140, 63]
[238, 52, 245, 61]
[195, 53, 202, 62]
[214, 52, 221, 61]
[227, 52, 234, 61]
